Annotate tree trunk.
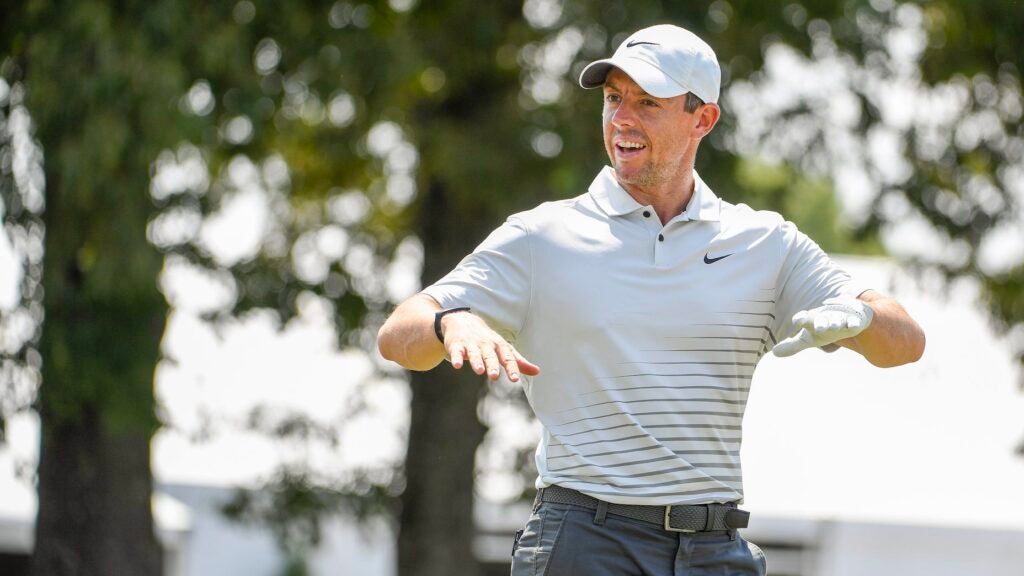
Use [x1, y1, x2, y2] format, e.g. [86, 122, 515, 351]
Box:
[28, 78, 168, 576]
[32, 404, 162, 576]
[398, 179, 491, 576]
[30, 185, 166, 576]
[399, 368, 486, 576]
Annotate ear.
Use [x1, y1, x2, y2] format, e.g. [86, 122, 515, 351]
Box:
[692, 103, 721, 138]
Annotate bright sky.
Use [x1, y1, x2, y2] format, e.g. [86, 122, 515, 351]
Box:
[152, 307, 409, 487]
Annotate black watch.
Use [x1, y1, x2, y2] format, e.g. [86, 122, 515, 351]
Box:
[434, 307, 472, 342]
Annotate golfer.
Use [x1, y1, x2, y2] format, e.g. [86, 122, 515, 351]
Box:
[378, 23, 925, 576]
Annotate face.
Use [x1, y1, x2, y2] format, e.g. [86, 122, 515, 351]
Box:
[601, 68, 712, 190]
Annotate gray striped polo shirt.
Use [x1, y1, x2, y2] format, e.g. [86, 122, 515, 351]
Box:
[422, 166, 866, 506]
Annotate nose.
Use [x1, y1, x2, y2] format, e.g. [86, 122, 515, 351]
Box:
[609, 99, 637, 128]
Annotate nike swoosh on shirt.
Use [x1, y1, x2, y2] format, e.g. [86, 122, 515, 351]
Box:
[626, 41, 660, 48]
[703, 252, 734, 264]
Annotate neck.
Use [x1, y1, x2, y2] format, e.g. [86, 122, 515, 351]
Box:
[616, 165, 696, 226]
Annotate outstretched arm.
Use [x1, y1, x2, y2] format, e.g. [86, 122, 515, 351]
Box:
[773, 290, 925, 367]
[835, 290, 925, 367]
[377, 294, 540, 381]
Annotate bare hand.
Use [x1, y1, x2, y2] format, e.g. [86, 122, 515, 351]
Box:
[441, 312, 540, 382]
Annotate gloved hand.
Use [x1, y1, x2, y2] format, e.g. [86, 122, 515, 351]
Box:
[772, 296, 874, 357]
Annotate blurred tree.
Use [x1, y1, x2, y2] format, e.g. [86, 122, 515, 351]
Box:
[2, 1, 190, 573]
[1, 1, 1021, 576]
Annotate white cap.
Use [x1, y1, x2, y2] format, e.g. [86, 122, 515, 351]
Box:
[579, 24, 721, 104]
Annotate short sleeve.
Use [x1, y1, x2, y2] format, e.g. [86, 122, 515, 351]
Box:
[420, 216, 532, 340]
[772, 222, 870, 345]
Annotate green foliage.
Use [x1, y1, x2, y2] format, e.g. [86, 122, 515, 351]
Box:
[2, 0, 1023, 571]
[4, 0, 198, 436]
[985, 264, 1024, 383]
[735, 158, 886, 255]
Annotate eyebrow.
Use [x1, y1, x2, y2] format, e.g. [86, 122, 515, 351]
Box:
[604, 79, 652, 98]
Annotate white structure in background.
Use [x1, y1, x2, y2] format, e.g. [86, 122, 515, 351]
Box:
[158, 484, 393, 576]
[0, 476, 193, 576]
[1, 255, 1024, 576]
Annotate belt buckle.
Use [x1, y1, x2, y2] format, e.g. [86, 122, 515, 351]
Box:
[663, 505, 696, 533]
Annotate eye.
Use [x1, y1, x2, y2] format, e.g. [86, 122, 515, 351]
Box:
[641, 98, 658, 107]
[604, 93, 621, 103]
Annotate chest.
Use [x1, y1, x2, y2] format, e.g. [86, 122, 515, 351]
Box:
[530, 218, 780, 336]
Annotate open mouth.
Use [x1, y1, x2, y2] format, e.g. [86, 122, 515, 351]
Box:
[615, 141, 647, 157]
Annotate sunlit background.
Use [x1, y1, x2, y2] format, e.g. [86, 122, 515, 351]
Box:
[1, 1, 1022, 575]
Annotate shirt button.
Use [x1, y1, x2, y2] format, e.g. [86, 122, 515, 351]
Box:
[658, 234, 664, 242]
[643, 210, 651, 218]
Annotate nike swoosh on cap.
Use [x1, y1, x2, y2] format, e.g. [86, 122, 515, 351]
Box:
[703, 252, 734, 264]
[626, 41, 660, 48]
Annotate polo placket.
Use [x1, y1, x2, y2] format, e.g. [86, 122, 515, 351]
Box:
[653, 226, 666, 264]
[638, 206, 665, 264]
[653, 216, 692, 267]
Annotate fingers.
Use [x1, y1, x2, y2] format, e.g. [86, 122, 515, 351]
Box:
[514, 349, 541, 376]
[495, 346, 542, 381]
[448, 338, 539, 382]
[498, 344, 521, 382]
[784, 300, 871, 358]
[481, 346, 502, 380]
[497, 344, 520, 381]
[826, 315, 843, 332]
[447, 343, 467, 369]
[814, 315, 829, 333]
[486, 343, 541, 381]
[792, 310, 813, 329]
[448, 339, 499, 377]
[462, 344, 484, 375]
[772, 328, 815, 357]
[799, 309, 848, 336]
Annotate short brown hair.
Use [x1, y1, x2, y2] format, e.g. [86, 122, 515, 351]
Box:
[684, 92, 705, 113]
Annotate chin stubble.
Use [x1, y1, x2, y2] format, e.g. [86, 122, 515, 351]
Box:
[616, 160, 661, 187]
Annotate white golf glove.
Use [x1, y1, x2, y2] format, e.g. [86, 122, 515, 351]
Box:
[772, 296, 873, 357]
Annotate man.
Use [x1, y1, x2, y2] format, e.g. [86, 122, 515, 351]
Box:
[378, 24, 925, 576]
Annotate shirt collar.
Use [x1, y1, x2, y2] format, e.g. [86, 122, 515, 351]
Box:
[683, 169, 721, 222]
[588, 166, 721, 222]
[588, 166, 644, 216]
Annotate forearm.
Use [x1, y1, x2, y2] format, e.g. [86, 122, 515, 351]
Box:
[839, 291, 925, 368]
[377, 293, 447, 371]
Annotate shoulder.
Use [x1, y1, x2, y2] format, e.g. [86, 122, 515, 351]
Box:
[507, 192, 595, 233]
[718, 198, 792, 241]
[719, 200, 831, 266]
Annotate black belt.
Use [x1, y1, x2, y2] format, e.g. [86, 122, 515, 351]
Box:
[536, 485, 750, 533]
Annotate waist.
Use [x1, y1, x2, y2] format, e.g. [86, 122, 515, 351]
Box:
[536, 484, 750, 533]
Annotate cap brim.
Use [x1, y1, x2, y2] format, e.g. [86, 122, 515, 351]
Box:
[579, 57, 688, 99]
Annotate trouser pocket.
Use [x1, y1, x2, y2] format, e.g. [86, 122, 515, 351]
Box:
[511, 529, 525, 557]
[745, 538, 768, 576]
[510, 504, 570, 576]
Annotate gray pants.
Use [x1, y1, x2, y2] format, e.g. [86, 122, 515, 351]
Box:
[511, 501, 767, 576]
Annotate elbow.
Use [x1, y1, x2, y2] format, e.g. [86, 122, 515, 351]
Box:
[377, 323, 398, 363]
[908, 328, 926, 364]
[899, 321, 927, 366]
[376, 321, 439, 372]
[871, 328, 926, 368]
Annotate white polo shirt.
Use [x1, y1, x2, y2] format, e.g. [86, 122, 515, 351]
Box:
[422, 166, 866, 506]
